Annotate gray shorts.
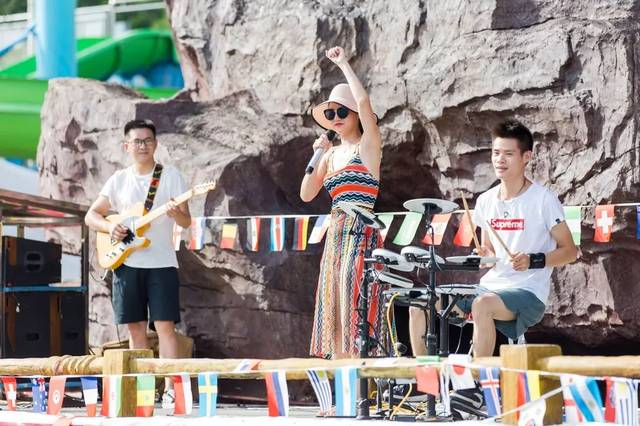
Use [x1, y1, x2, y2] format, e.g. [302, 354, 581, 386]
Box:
[456, 287, 545, 340]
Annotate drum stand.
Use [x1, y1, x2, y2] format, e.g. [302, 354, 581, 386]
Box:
[348, 211, 385, 420]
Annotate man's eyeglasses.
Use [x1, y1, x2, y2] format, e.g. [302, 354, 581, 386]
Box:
[323, 106, 350, 121]
[127, 138, 155, 147]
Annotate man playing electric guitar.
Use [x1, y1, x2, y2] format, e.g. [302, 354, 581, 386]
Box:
[85, 119, 191, 408]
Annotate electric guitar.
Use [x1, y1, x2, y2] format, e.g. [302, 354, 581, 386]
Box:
[96, 181, 216, 269]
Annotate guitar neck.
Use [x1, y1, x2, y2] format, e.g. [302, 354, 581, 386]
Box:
[135, 189, 194, 229]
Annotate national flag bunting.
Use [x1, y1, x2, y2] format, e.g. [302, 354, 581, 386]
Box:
[377, 213, 394, 242]
[605, 377, 616, 422]
[246, 217, 261, 251]
[2, 377, 17, 411]
[101, 375, 122, 417]
[233, 359, 261, 372]
[594, 205, 615, 242]
[561, 375, 604, 423]
[308, 215, 329, 244]
[173, 374, 193, 415]
[220, 222, 239, 250]
[189, 217, 206, 250]
[31, 377, 47, 413]
[453, 213, 476, 247]
[440, 364, 451, 416]
[518, 398, 546, 426]
[393, 213, 422, 246]
[516, 372, 530, 412]
[610, 377, 638, 426]
[270, 217, 285, 251]
[292, 216, 310, 251]
[172, 224, 183, 251]
[447, 354, 475, 390]
[306, 369, 332, 414]
[80, 377, 98, 417]
[422, 213, 451, 245]
[136, 375, 155, 417]
[416, 365, 439, 396]
[265, 370, 289, 417]
[198, 373, 218, 417]
[479, 367, 501, 417]
[563, 206, 581, 245]
[47, 376, 66, 415]
[335, 366, 357, 417]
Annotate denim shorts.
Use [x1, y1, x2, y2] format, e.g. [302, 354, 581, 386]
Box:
[456, 286, 545, 340]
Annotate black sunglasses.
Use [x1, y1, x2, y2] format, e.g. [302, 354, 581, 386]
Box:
[323, 106, 350, 121]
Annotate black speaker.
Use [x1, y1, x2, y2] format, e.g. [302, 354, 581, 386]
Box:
[59, 293, 86, 355]
[4, 292, 50, 357]
[2, 236, 61, 286]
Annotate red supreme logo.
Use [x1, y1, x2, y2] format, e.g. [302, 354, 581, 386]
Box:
[490, 218, 525, 231]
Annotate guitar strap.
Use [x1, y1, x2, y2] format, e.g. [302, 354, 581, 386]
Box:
[144, 163, 163, 213]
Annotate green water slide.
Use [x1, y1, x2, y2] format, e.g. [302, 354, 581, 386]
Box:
[0, 30, 180, 159]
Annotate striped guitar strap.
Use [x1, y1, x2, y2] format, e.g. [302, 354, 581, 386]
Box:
[144, 163, 163, 212]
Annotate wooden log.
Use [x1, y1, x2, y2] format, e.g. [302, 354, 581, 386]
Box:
[103, 349, 153, 417]
[500, 344, 562, 425]
[0, 355, 102, 376]
[539, 355, 640, 378]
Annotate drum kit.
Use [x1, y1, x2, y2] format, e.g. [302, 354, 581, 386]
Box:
[336, 198, 498, 420]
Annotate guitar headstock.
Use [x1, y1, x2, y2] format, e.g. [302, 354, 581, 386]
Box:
[193, 180, 217, 195]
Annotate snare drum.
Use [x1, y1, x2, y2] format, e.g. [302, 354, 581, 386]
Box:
[377, 271, 414, 288]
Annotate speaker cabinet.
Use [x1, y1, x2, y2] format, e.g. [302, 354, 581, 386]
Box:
[2, 236, 61, 286]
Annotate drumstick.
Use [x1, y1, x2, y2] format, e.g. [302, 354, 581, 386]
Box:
[459, 193, 481, 252]
[485, 220, 513, 258]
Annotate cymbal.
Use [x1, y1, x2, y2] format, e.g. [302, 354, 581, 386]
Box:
[336, 201, 386, 229]
[377, 271, 414, 288]
[403, 198, 459, 215]
[372, 248, 414, 272]
[445, 255, 498, 265]
[401, 246, 445, 264]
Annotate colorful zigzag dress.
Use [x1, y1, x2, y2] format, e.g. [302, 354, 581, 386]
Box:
[309, 148, 385, 358]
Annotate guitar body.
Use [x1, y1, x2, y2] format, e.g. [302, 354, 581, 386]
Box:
[96, 203, 151, 270]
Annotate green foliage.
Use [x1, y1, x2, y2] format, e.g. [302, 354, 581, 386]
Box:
[0, 0, 27, 15]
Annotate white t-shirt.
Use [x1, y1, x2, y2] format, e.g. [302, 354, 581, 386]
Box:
[100, 164, 187, 268]
[473, 181, 565, 305]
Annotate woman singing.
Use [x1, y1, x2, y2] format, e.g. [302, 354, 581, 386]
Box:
[301, 46, 383, 359]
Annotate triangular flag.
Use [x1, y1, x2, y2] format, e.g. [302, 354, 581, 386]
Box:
[518, 398, 546, 426]
[447, 354, 475, 390]
[561, 375, 604, 423]
[479, 367, 501, 417]
[439, 364, 451, 416]
[612, 377, 638, 426]
[377, 213, 395, 242]
[270, 217, 285, 251]
[563, 206, 581, 245]
[335, 367, 357, 417]
[189, 217, 206, 250]
[173, 374, 193, 415]
[306, 370, 332, 414]
[292, 216, 310, 251]
[526, 371, 541, 400]
[101, 375, 122, 417]
[416, 365, 439, 396]
[197, 373, 218, 417]
[31, 377, 47, 413]
[308, 215, 329, 244]
[393, 213, 422, 246]
[517, 372, 530, 418]
[265, 370, 289, 417]
[246, 217, 261, 251]
[47, 376, 66, 415]
[2, 377, 17, 411]
[220, 222, 239, 250]
[80, 377, 98, 417]
[136, 375, 155, 417]
[594, 205, 615, 242]
[172, 223, 183, 251]
[604, 377, 616, 422]
[453, 213, 476, 247]
[422, 213, 451, 245]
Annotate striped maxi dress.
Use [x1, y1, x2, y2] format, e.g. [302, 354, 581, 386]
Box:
[309, 150, 385, 358]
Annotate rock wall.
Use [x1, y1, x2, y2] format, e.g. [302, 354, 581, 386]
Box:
[38, 0, 640, 357]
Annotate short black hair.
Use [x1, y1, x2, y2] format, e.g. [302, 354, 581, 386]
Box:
[491, 119, 533, 152]
[124, 119, 156, 138]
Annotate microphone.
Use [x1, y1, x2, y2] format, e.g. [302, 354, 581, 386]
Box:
[305, 130, 336, 174]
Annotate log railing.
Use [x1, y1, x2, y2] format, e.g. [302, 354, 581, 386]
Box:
[0, 345, 636, 424]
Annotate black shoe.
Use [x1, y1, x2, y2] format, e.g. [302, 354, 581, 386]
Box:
[450, 385, 487, 420]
